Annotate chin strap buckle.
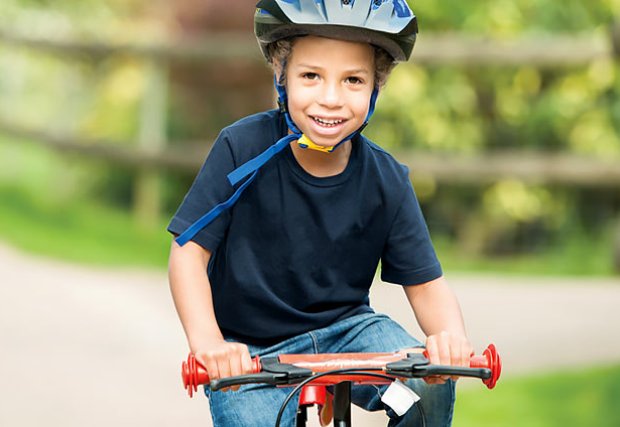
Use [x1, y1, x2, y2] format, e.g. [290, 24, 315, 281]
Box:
[297, 134, 336, 153]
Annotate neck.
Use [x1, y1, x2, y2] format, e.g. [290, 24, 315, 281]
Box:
[290, 138, 352, 178]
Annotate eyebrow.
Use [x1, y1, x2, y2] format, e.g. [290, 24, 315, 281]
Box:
[295, 63, 370, 75]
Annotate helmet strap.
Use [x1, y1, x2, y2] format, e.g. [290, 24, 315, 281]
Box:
[274, 74, 379, 153]
[175, 76, 378, 246]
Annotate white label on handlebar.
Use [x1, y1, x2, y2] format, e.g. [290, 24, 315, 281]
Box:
[381, 380, 421, 417]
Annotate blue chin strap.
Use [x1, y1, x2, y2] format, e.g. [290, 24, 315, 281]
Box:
[175, 76, 378, 246]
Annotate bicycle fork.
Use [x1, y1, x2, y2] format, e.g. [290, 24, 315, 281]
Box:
[297, 383, 352, 427]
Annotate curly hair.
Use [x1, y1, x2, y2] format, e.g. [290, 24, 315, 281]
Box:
[265, 37, 396, 89]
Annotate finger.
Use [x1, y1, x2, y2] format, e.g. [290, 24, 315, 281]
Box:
[426, 337, 449, 382]
[232, 345, 255, 392]
[239, 344, 253, 374]
[220, 353, 239, 392]
[218, 352, 232, 379]
[436, 333, 452, 382]
[217, 353, 233, 392]
[456, 341, 474, 381]
[229, 350, 243, 377]
[230, 356, 241, 391]
[449, 342, 462, 381]
[451, 342, 463, 366]
[425, 335, 439, 365]
[437, 333, 451, 366]
[465, 342, 474, 364]
[198, 353, 221, 383]
[228, 350, 244, 392]
[424, 376, 446, 385]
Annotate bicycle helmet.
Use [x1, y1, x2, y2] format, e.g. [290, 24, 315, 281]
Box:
[176, 0, 419, 246]
[255, 0, 418, 63]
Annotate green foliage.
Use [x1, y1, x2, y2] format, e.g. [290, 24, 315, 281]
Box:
[366, 1, 620, 159]
[368, 62, 620, 156]
[0, 0, 161, 143]
[364, 1, 620, 258]
[434, 226, 617, 276]
[0, 45, 143, 141]
[0, 0, 619, 265]
[412, 0, 618, 34]
[0, 136, 169, 267]
[0, 183, 170, 268]
[454, 364, 620, 427]
[0, 0, 152, 39]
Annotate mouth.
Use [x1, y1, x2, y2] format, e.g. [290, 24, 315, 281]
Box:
[310, 115, 346, 128]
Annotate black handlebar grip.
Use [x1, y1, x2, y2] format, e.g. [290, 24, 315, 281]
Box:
[210, 373, 283, 391]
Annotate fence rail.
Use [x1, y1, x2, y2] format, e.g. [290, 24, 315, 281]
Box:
[0, 30, 261, 62]
[1, 26, 618, 66]
[3, 119, 619, 188]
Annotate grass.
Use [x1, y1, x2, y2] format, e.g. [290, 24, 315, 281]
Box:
[454, 364, 620, 427]
[434, 231, 617, 277]
[0, 184, 171, 269]
[0, 180, 617, 276]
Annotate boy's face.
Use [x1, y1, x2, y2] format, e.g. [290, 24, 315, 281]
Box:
[284, 36, 375, 148]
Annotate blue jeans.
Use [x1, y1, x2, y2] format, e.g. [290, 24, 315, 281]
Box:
[206, 312, 455, 426]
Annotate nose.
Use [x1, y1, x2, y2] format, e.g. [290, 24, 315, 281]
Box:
[318, 80, 344, 109]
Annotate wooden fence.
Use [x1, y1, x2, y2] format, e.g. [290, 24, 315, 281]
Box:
[1, 25, 617, 65]
[3, 117, 620, 188]
[0, 26, 619, 229]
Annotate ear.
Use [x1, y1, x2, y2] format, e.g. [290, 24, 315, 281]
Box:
[272, 59, 285, 85]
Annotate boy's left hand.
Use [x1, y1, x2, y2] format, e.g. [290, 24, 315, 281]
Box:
[426, 331, 473, 383]
[403, 331, 473, 384]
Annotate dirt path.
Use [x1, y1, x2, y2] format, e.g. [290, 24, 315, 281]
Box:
[1, 243, 619, 427]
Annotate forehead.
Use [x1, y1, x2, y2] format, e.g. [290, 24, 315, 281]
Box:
[289, 35, 374, 69]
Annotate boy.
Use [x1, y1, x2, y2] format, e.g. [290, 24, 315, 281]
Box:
[168, 1, 473, 425]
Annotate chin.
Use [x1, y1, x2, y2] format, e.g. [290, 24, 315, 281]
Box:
[304, 128, 357, 148]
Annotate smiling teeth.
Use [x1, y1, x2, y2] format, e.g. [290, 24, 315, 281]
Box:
[313, 117, 343, 126]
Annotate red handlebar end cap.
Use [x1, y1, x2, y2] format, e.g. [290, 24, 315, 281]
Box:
[183, 353, 207, 398]
[482, 344, 501, 389]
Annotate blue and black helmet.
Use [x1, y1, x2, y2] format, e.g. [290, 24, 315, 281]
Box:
[254, 0, 419, 62]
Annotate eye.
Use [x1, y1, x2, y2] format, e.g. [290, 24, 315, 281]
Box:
[302, 72, 319, 80]
[345, 76, 364, 85]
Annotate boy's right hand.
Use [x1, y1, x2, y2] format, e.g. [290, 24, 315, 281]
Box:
[194, 340, 253, 392]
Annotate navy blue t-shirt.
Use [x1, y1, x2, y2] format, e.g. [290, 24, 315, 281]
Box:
[168, 110, 442, 345]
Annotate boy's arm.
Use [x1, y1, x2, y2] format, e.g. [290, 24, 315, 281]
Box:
[168, 240, 253, 389]
[403, 276, 473, 383]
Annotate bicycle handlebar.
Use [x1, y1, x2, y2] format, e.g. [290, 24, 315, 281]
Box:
[182, 344, 501, 397]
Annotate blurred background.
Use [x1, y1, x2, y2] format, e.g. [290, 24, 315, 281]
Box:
[0, 0, 619, 426]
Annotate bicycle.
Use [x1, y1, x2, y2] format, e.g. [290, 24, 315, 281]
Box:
[181, 344, 501, 426]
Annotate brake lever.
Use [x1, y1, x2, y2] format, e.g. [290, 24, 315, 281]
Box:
[385, 354, 492, 381]
[210, 372, 288, 391]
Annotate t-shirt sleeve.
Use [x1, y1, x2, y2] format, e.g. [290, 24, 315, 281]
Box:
[380, 180, 443, 285]
[167, 129, 236, 251]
